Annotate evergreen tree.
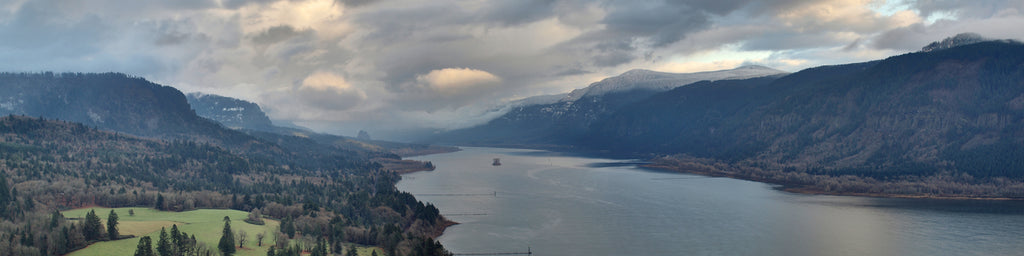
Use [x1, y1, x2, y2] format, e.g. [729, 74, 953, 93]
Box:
[311, 237, 328, 256]
[155, 194, 165, 210]
[281, 216, 295, 238]
[156, 227, 171, 256]
[134, 236, 155, 256]
[219, 216, 236, 256]
[50, 210, 63, 229]
[83, 209, 103, 241]
[107, 209, 119, 240]
[266, 246, 276, 256]
[347, 244, 357, 256]
[170, 224, 183, 255]
[0, 173, 9, 214]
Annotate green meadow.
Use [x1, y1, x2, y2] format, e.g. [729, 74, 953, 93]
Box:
[62, 207, 385, 256]
[63, 207, 278, 256]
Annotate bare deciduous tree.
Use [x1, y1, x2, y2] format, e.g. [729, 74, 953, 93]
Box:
[236, 230, 248, 248]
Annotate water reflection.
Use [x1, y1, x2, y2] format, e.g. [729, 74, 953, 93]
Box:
[401, 147, 1024, 256]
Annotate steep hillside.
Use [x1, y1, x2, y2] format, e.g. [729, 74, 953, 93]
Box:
[433, 66, 787, 146]
[0, 73, 212, 137]
[186, 92, 275, 131]
[585, 41, 1024, 197]
[0, 73, 278, 152]
[0, 115, 451, 255]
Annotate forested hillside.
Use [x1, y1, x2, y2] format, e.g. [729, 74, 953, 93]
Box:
[583, 41, 1024, 197]
[433, 39, 1024, 198]
[0, 115, 450, 255]
[431, 66, 786, 146]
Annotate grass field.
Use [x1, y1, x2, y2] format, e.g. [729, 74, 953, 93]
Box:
[63, 207, 385, 256]
[63, 207, 279, 256]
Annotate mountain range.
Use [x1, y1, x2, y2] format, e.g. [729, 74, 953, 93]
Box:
[431, 35, 1024, 197]
[432, 65, 787, 146]
[0, 73, 453, 254]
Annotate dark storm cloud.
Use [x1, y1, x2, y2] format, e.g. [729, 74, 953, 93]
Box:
[0, 1, 112, 63]
[872, 23, 929, 50]
[480, 0, 557, 26]
[675, 0, 752, 16]
[601, 1, 711, 47]
[742, 32, 852, 51]
[149, 19, 211, 46]
[910, 0, 1022, 18]
[222, 0, 281, 9]
[251, 25, 302, 45]
[336, 0, 380, 8]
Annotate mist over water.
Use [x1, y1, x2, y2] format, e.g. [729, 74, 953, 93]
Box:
[399, 147, 1024, 256]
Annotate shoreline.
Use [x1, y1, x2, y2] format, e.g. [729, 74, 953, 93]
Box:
[641, 162, 1024, 201]
[402, 145, 1024, 201]
[390, 148, 462, 241]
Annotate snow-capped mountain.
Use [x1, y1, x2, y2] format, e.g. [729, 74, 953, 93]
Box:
[186, 92, 275, 131]
[921, 33, 988, 52]
[562, 65, 787, 102]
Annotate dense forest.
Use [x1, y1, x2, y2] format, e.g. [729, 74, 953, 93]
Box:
[0, 114, 451, 256]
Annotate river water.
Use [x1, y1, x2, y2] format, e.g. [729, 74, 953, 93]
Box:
[398, 147, 1024, 256]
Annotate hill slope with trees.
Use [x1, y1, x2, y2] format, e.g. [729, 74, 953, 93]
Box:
[435, 37, 1024, 198]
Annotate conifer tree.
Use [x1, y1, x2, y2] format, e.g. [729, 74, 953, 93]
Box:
[347, 244, 357, 256]
[156, 227, 170, 256]
[170, 224, 183, 255]
[311, 237, 328, 256]
[83, 209, 103, 241]
[219, 216, 236, 256]
[107, 210, 119, 240]
[134, 236, 154, 256]
[0, 173, 9, 213]
[155, 194, 165, 210]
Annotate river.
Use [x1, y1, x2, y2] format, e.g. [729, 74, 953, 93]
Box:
[398, 147, 1024, 256]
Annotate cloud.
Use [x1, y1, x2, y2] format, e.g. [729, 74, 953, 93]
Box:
[296, 71, 367, 110]
[416, 68, 501, 95]
[251, 25, 302, 45]
[4, 0, 1024, 139]
[336, 0, 379, 8]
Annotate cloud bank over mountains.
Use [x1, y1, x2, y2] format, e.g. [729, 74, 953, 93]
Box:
[1, 0, 1023, 139]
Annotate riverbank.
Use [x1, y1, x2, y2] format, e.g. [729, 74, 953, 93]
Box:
[377, 158, 438, 174]
[643, 156, 1024, 200]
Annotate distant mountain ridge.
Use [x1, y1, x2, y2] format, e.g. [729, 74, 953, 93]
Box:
[185, 92, 457, 157]
[563, 65, 787, 101]
[430, 36, 1024, 197]
[186, 92, 275, 131]
[0, 72, 217, 138]
[431, 65, 788, 145]
[921, 32, 988, 52]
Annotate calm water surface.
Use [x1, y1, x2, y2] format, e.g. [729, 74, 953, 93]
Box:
[398, 147, 1024, 256]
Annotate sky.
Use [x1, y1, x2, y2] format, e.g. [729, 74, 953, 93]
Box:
[2, 0, 1023, 140]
